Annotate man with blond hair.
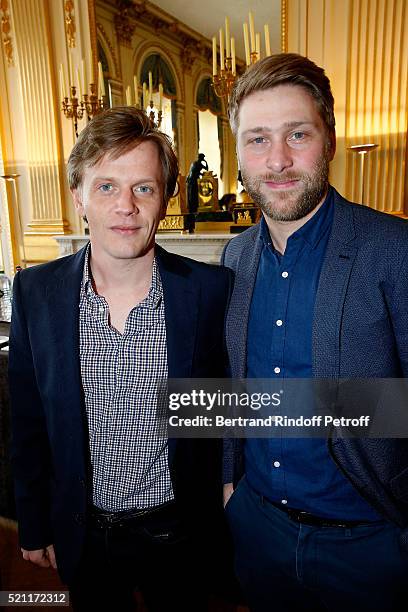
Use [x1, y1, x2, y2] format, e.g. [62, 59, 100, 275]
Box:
[10, 107, 232, 611]
[222, 53, 408, 612]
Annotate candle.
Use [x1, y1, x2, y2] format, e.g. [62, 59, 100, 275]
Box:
[225, 17, 230, 57]
[159, 83, 163, 111]
[243, 23, 251, 66]
[133, 75, 139, 106]
[212, 36, 217, 76]
[89, 51, 93, 83]
[59, 64, 66, 99]
[249, 12, 255, 52]
[126, 85, 131, 106]
[219, 28, 224, 70]
[76, 67, 82, 99]
[143, 82, 147, 109]
[68, 53, 74, 90]
[264, 24, 271, 56]
[81, 58, 86, 94]
[108, 81, 113, 108]
[97, 61, 105, 97]
[255, 33, 261, 59]
[148, 71, 153, 101]
[231, 37, 236, 75]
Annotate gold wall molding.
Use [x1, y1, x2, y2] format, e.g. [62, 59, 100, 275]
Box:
[135, 41, 183, 99]
[97, 20, 119, 76]
[88, 0, 97, 83]
[180, 42, 197, 75]
[114, 8, 135, 46]
[0, 0, 13, 65]
[281, 0, 287, 52]
[11, 0, 69, 236]
[104, 0, 213, 66]
[64, 0, 76, 47]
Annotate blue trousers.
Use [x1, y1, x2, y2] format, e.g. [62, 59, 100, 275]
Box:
[226, 477, 408, 612]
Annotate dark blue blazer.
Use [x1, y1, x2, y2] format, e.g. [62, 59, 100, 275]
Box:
[222, 188, 408, 541]
[9, 244, 232, 584]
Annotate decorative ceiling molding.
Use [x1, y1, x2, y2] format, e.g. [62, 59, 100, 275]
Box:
[100, 0, 244, 71]
[114, 8, 136, 46]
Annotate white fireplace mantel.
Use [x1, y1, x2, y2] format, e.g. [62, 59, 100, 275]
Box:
[53, 233, 236, 265]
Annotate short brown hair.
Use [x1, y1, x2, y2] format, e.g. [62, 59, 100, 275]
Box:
[67, 106, 178, 202]
[228, 53, 335, 137]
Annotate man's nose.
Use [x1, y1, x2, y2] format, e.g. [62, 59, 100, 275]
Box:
[116, 190, 138, 214]
[265, 142, 293, 173]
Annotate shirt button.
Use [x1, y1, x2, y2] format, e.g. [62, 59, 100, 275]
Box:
[281, 271, 289, 278]
[281, 499, 288, 505]
[274, 367, 281, 374]
[98, 307, 104, 313]
[273, 461, 281, 468]
[276, 319, 283, 327]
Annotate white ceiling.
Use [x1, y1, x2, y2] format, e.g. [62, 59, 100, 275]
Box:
[149, 0, 282, 59]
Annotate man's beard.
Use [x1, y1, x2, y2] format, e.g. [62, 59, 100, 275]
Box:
[241, 151, 330, 222]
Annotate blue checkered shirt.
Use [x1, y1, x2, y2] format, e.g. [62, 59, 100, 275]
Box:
[79, 245, 173, 511]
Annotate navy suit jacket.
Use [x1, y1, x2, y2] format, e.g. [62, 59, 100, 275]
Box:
[9, 244, 232, 584]
[222, 188, 408, 541]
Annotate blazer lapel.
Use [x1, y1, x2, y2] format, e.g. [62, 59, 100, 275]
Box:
[156, 246, 198, 379]
[226, 228, 263, 378]
[46, 248, 87, 431]
[313, 192, 358, 378]
[156, 246, 199, 464]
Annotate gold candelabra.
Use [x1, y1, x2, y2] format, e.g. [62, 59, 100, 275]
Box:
[60, 61, 105, 138]
[62, 83, 104, 138]
[212, 13, 271, 99]
[125, 75, 164, 127]
[212, 57, 236, 98]
[147, 106, 163, 127]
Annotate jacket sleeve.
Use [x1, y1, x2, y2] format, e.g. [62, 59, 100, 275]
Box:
[389, 249, 408, 377]
[9, 271, 53, 550]
[220, 245, 235, 484]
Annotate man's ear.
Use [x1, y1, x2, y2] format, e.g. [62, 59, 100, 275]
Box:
[71, 188, 85, 218]
[328, 130, 336, 161]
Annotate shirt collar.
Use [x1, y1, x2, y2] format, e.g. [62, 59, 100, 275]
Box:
[82, 243, 163, 308]
[259, 186, 334, 250]
[82, 243, 94, 298]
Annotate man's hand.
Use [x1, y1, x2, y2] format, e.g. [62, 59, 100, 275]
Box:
[21, 544, 57, 569]
[223, 482, 234, 508]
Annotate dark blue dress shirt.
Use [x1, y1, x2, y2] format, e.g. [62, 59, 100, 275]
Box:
[246, 188, 380, 520]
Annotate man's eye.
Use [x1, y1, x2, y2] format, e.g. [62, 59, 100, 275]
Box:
[290, 131, 305, 141]
[99, 184, 113, 192]
[250, 137, 267, 144]
[134, 185, 153, 194]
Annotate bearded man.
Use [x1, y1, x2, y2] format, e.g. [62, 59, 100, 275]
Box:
[221, 53, 408, 612]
